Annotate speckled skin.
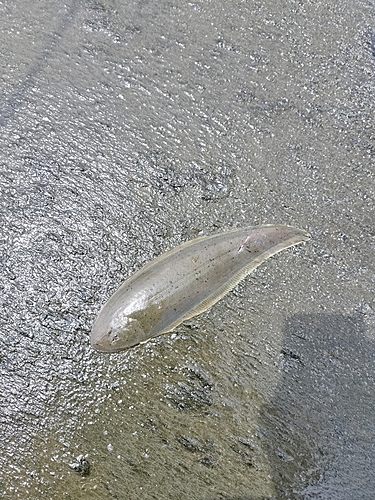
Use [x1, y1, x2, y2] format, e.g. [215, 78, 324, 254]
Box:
[91, 225, 310, 352]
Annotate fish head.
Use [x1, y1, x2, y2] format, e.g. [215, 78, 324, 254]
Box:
[91, 309, 146, 352]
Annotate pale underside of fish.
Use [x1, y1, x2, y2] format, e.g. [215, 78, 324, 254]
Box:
[91, 225, 310, 352]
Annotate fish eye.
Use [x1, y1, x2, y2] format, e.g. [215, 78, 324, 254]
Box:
[110, 334, 119, 344]
[107, 330, 119, 345]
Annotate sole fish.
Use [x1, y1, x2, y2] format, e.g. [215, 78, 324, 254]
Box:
[91, 225, 310, 352]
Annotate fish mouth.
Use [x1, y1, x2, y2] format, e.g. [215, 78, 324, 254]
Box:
[91, 325, 124, 352]
[91, 336, 117, 353]
[299, 229, 311, 241]
[90, 323, 111, 352]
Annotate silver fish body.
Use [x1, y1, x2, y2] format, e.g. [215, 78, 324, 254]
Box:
[91, 225, 310, 352]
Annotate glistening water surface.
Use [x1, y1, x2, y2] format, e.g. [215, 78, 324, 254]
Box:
[1, 0, 374, 498]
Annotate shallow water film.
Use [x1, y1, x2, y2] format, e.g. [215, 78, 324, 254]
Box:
[1, 0, 375, 499]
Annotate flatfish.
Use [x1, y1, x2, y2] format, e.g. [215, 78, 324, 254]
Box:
[91, 225, 310, 352]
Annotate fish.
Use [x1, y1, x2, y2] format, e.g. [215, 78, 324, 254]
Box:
[91, 225, 310, 352]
